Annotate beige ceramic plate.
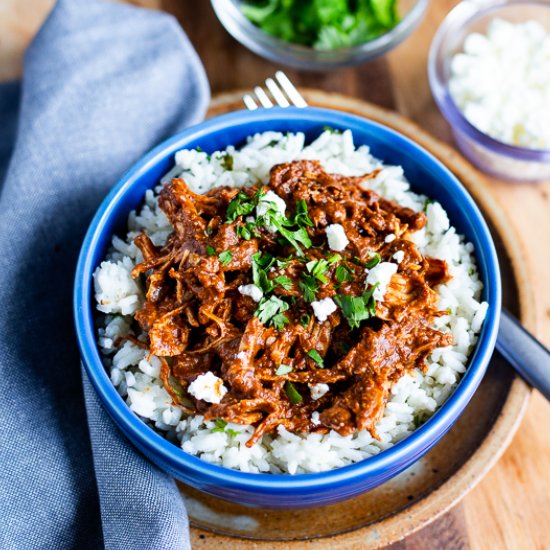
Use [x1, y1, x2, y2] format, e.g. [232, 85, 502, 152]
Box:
[179, 90, 533, 549]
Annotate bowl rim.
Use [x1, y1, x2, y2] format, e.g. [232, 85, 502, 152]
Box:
[210, 0, 429, 69]
[74, 106, 501, 494]
[428, 0, 550, 161]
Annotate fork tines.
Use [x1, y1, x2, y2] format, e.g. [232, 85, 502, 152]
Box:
[243, 71, 308, 110]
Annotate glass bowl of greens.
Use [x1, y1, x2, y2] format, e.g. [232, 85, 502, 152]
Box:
[211, 0, 429, 70]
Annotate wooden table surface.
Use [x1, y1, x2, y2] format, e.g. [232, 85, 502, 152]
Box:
[2, 0, 549, 548]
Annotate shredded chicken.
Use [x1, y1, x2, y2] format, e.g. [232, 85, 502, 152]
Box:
[131, 160, 452, 446]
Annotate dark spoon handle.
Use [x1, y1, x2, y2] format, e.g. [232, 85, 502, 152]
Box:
[496, 308, 550, 401]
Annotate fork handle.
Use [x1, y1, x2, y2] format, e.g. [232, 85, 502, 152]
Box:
[496, 308, 550, 401]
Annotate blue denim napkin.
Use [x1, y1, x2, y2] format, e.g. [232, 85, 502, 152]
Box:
[0, 0, 209, 548]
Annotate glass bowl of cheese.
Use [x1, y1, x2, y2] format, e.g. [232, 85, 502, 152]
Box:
[429, 0, 550, 182]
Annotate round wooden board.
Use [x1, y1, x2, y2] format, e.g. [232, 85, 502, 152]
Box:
[180, 90, 533, 549]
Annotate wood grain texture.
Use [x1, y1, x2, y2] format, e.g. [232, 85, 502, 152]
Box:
[1, 0, 548, 547]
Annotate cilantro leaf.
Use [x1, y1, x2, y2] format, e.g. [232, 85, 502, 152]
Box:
[206, 245, 216, 257]
[274, 275, 293, 290]
[300, 313, 311, 328]
[306, 258, 330, 283]
[275, 364, 293, 375]
[365, 253, 381, 269]
[335, 263, 354, 283]
[255, 295, 289, 330]
[291, 199, 314, 228]
[333, 286, 378, 329]
[306, 349, 324, 367]
[218, 250, 233, 266]
[284, 381, 303, 405]
[299, 275, 319, 303]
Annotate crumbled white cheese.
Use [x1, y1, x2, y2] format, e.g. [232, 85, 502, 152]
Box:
[311, 297, 337, 322]
[384, 233, 396, 243]
[366, 262, 398, 301]
[309, 383, 329, 401]
[236, 351, 247, 361]
[449, 18, 550, 149]
[325, 223, 349, 251]
[187, 372, 227, 404]
[392, 250, 405, 264]
[256, 190, 286, 218]
[238, 284, 263, 303]
[311, 411, 321, 425]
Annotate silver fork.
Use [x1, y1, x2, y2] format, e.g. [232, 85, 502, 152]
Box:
[243, 71, 308, 110]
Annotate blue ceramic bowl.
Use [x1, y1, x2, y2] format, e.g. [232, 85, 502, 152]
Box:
[74, 107, 501, 509]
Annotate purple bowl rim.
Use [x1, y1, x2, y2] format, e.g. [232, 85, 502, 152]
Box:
[74, 106, 501, 493]
[428, 0, 550, 161]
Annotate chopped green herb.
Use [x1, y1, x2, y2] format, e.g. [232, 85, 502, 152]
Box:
[326, 253, 342, 264]
[322, 125, 342, 134]
[306, 258, 330, 283]
[241, 0, 400, 51]
[226, 189, 265, 223]
[274, 275, 293, 290]
[255, 202, 312, 256]
[218, 250, 233, 266]
[212, 418, 240, 436]
[252, 252, 275, 293]
[334, 285, 379, 329]
[271, 312, 290, 331]
[299, 275, 319, 303]
[284, 381, 303, 405]
[211, 418, 228, 433]
[255, 295, 289, 330]
[291, 199, 314, 228]
[306, 349, 324, 368]
[220, 152, 234, 171]
[206, 245, 217, 257]
[335, 263, 354, 283]
[423, 197, 433, 212]
[275, 364, 293, 375]
[300, 313, 311, 328]
[365, 253, 381, 269]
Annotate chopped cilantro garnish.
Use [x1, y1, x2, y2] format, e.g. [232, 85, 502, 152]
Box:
[220, 152, 234, 171]
[255, 295, 289, 330]
[211, 418, 228, 433]
[423, 197, 433, 212]
[284, 381, 303, 405]
[365, 253, 381, 269]
[255, 202, 312, 256]
[275, 364, 292, 375]
[334, 285, 378, 329]
[226, 189, 265, 223]
[252, 252, 276, 293]
[206, 245, 216, 257]
[218, 250, 233, 266]
[306, 349, 324, 368]
[306, 258, 330, 283]
[212, 418, 240, 436]
[322, 125, 342, 134]
[335, 263, 354, 283]
[274, 275, 293, 290]
[291, 199, 314, 228]
[299, 275, 319, 303]
[326, 253, 342, 264]
[299, 313, 311, 328]
[241, 0, 400, 50]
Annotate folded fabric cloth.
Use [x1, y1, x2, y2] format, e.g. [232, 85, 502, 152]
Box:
[0, 1, 209, 548]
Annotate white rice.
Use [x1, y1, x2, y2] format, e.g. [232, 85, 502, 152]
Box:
[93, 130, 488, 475]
